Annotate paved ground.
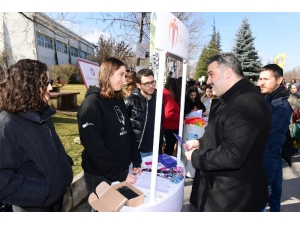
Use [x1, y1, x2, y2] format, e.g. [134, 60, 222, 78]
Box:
[278, 152, 300, 212]
[73, 152, 300, 212]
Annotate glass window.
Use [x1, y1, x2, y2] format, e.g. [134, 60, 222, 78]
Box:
[70, 47, 79, 57]
[56, 41, 67, 53]
[36, 33, 53, 49]
[80, 51, 86, 59]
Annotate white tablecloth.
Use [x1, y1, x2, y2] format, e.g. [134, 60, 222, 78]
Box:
[182, 123, 207, 178]
[120, 155, 185, 212]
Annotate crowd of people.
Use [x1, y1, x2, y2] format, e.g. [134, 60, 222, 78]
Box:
[0, 52, 298, 212]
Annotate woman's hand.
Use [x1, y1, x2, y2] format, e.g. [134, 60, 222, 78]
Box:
[203, 111, 209, 117]
[126, 174, 137, 184]
[131, 167, 142, 176]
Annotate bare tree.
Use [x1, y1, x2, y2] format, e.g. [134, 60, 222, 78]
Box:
[0, 51, 8, 70]
[86, 12, 207, 71]
[87, 34, 136, 69]
[284, 67, 300, 82]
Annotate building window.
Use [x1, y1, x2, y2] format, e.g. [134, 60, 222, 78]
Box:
[56, 41, 67, 54]
[36, 33, 53, 49]
[70, 47, 79, 57]
[80, 51, 87, 59]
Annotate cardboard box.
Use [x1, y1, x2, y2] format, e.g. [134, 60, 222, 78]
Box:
[88, 181, 144, 212]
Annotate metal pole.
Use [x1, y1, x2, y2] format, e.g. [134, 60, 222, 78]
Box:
[177, 59, 188, 162]
[149, 50, 166, 205]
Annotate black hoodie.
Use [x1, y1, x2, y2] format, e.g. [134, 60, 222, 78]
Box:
[77, 86, 141, 182]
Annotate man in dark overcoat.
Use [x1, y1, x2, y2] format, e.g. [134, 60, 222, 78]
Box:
[185, 53, 272, 212]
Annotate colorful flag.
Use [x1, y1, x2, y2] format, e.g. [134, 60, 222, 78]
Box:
[273, 53, 287, 69]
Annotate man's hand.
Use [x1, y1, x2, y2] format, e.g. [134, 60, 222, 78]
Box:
[185, 149, 195, 161]
[185, 139, 200, 151]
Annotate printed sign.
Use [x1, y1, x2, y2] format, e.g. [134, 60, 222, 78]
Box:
[154, 12, 189, 61]
[136, 42, 150, 59]
[77, 58, 99, 89]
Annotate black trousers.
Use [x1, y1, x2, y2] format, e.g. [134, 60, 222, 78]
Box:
[12, 197, 63, 212]
[84, 171, 128, 212]
[164, 129, 178, 156]
[84, 171, 114, 195]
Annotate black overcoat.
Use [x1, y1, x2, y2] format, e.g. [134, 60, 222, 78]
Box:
[190, 78, 272, 212]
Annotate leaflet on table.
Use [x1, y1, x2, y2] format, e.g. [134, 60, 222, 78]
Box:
[144, 161, 167, 170]
[186, 110, 202, 118]
[134, 171, 171, 193]
[135, 186, 169, 205]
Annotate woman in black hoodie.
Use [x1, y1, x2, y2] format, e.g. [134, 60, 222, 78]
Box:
[77, 58, 142, 196]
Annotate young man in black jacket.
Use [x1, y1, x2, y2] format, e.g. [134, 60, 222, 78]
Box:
[125, 69, 158, 158]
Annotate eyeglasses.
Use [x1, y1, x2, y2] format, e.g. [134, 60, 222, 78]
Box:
[46, 81, 51, 86]
[140, 80, 156, 87]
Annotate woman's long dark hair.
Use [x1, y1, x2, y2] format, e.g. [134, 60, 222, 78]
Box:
[0, 59, 49, 113]
[164, 78, 182, 104]
[186, 86, 201, 105]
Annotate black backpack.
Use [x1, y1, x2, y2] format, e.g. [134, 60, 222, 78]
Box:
[281, 129, 293, 167]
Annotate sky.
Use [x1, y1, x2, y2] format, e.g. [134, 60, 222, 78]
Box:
[4, 0, 300, 73]
[205, 12, 300, 72]
[44, 11, 300, 72]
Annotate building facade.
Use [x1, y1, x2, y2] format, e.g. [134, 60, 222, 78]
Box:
[0, 12, 95, 68]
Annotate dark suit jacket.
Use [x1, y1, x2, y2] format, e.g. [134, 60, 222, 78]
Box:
[190, 78, 272, 212]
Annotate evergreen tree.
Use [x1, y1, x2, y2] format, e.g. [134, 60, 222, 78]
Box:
[232, 18, 261, 79]
[194, 21, 222, 81]
[194, 46, 209, 81]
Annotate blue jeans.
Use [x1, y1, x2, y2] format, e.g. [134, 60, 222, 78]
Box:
[268, 159, 283, 212]
[140, 151, 153, 158]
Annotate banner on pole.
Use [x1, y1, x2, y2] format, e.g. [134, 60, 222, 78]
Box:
[273, 53, 287, 69]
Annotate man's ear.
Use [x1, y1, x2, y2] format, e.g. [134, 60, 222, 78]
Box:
[225, 67, 233, 79]
[136, 83, 141, 89]
[277, 76, 283, 85]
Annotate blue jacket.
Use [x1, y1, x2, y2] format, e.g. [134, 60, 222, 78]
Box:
[264, 87, 292, 184]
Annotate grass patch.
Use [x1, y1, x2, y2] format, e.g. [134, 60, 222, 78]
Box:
[52, 84, 87, 176]
[52, 112, 83, 176]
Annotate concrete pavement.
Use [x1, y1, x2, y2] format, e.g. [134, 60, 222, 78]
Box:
[71, 152, 300, 212]
[277, 152, 300, 212]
